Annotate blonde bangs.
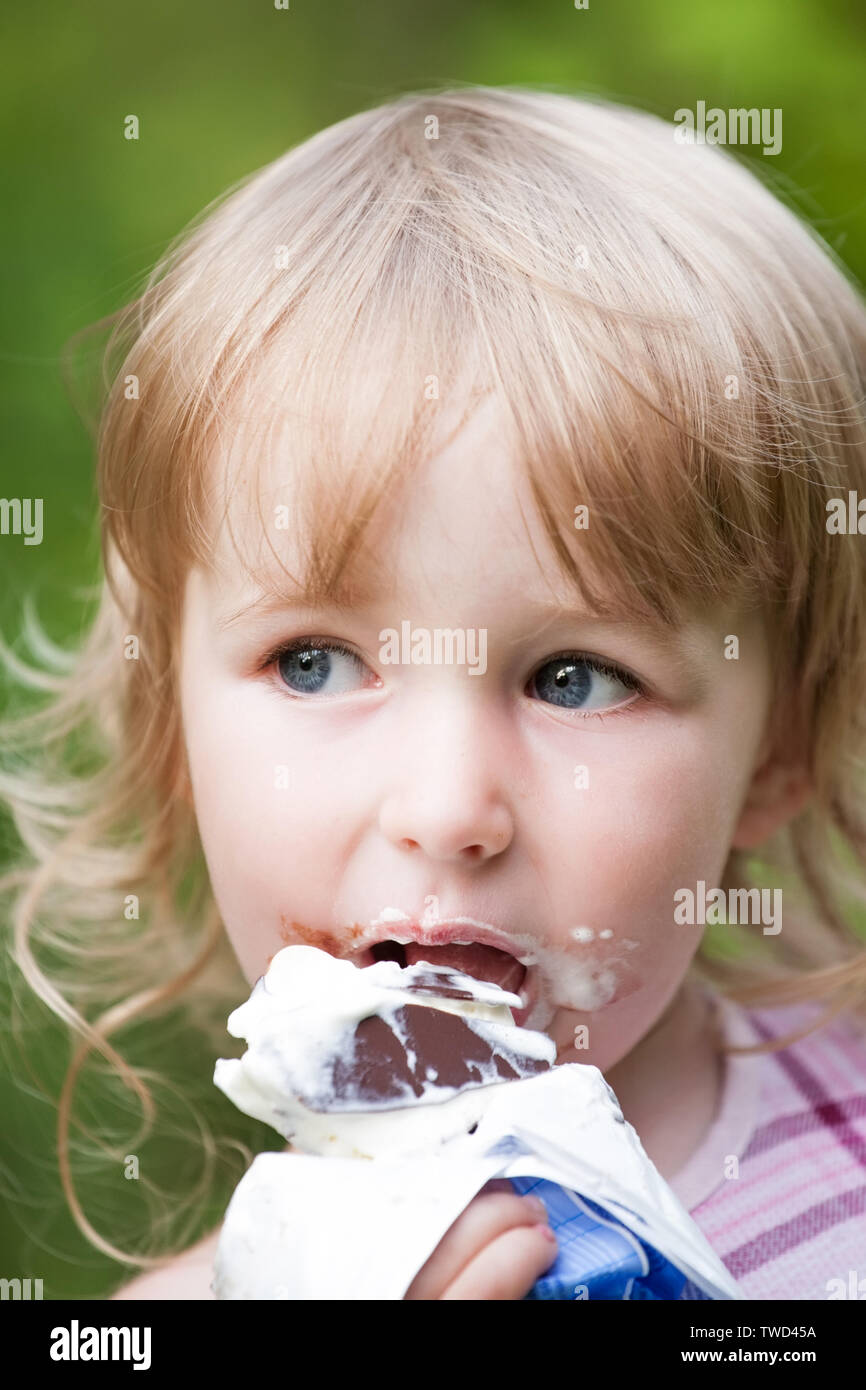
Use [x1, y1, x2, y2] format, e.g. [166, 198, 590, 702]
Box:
[96, 86, 864, 651]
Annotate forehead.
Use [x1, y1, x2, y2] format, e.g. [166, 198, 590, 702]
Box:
[191, 380, 762, 674]
[200, 391, 571, 607]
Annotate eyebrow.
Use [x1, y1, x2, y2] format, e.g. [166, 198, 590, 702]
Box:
[508, 600, 711, 685]
[215, 587, 376, 632]
[214, 589, 710, 677]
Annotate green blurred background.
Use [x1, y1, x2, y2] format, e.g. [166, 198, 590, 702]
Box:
[2, 0, 865, 1298]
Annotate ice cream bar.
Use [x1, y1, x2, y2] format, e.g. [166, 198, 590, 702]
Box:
[213, 944, 556, 1157]
[213, 944, 743, 1300]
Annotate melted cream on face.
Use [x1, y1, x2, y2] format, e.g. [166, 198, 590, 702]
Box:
[372, 907, 412, 926]
[335, 912, 642, 1034]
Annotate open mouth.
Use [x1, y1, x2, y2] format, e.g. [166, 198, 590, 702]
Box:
[366, 939, 528, 999]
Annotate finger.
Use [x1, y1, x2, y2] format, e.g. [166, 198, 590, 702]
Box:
[442, 1223, 558, 1301]
[403, 1190, 548, 1300]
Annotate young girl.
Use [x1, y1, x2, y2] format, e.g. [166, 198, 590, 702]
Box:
[3, 84, 866, 1302]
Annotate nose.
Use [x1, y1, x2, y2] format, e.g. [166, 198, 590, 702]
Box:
[377, 695, 516, 863]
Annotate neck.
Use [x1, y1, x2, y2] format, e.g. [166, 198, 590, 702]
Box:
[604, 977, 724, 1182]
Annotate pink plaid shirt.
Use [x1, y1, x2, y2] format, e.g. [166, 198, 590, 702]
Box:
[667, 990, 866, 1300]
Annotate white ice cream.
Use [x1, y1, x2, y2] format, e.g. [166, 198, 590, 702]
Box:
[213, 944, 557, 1158]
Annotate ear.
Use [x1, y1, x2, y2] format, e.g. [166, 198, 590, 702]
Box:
[730, 731, 813, 850]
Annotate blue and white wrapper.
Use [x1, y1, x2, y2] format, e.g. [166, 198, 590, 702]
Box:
[213, 1065, 742, 1301]
[508, 1175, 719, 1300]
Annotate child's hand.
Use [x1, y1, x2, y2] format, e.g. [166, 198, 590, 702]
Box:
[403, 1179, 557, 1300]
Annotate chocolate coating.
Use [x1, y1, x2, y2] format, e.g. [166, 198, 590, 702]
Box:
[306, 1002, 551, 1112]
[397, 966, 478, 1001]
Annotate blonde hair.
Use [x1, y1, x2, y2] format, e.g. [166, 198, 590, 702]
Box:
[3, 84, 866, 1272]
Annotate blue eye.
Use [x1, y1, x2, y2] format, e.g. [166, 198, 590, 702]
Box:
[272, 640, 371, 697]
[263, 639, 641, 712]
[529, 653, 641, 713]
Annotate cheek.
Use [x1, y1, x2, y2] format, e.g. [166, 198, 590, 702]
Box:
[527, 715, 756, 1044]
[181, 681, 350, 978]
[541, 713, 753, 903]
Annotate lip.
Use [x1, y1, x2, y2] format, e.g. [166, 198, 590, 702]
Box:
[351, 918, 537, 1025]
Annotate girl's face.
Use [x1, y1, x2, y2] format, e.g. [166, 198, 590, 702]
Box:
[178, 395, 787, 1070]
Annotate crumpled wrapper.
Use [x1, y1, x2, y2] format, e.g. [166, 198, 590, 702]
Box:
[212, 1065, 743, 1300]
